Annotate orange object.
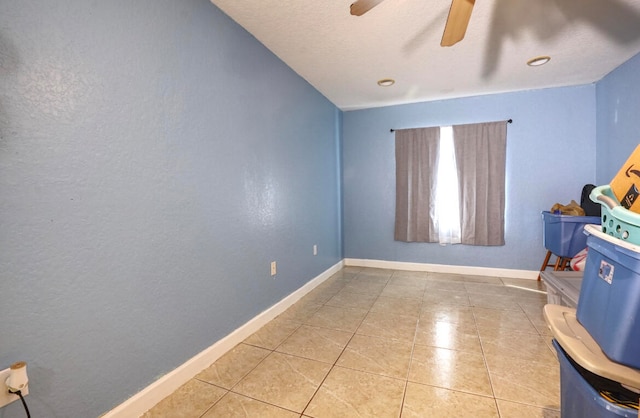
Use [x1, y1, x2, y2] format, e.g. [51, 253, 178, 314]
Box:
[610, 144, 640, 214]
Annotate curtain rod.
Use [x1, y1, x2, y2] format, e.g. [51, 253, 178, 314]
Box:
[390, 119, 512, 133]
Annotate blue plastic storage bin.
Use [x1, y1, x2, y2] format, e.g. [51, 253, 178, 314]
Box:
[577, 225, 640, 369]
[541, 211, 600, 258]
[553, 340, 638, 418]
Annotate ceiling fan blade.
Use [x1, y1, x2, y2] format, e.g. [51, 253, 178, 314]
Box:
[440, 0, 475, 47]
[350, 0, 386, 16]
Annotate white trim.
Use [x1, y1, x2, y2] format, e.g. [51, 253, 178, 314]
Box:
[101, 260, 344, 418]
[343, 258, 538, 280]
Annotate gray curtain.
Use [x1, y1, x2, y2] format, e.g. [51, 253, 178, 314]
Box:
[453, 121, 507, 246]
[394, 127, 440, 242]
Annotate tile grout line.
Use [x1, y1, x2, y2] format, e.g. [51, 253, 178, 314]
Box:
[196, 315, 305, 415]
[476, 295, 504, 418]
[199, 272, 356, 417]
[299, 273, 391, 416]
[471, 283, 500, 410]
[398, 302, 425, 418]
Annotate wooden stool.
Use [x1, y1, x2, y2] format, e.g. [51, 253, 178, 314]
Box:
[538, 250, 572, 281]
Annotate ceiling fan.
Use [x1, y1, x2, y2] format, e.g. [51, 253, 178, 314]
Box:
[350, 0, 476, 47]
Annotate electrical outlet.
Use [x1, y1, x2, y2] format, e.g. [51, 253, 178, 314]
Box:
[0, 367, 29, 409]
[313, 245, 318, 256]
[270, 261, 277, 276]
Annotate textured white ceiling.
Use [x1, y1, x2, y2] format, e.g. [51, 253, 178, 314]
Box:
[210, 0, 640, 110]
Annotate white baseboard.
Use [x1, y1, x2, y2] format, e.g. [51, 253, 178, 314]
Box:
[101, 260, 344, 418]
[344, 258, 539, 280]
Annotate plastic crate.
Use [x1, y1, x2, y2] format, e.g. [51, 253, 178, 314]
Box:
[590, 185, 640, 245]
[540, 271, 582, 308]
[553, 340, 638, 418]
[541, 211, 600, 258]
[577, 224, 640, 369]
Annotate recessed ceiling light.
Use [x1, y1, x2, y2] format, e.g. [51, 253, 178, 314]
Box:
[377, 78, 395, 87]
[527, 56, 551, 67]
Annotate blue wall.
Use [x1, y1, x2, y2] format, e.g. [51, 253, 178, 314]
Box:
[596, 53, 640, 183]
[342, 86, 597, 270]
[0, 1, 341, 416]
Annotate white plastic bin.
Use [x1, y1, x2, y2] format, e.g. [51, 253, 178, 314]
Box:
[540, 271, 582, 308]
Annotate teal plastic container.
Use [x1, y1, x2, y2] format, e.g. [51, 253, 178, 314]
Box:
[591, 185, 640, 245]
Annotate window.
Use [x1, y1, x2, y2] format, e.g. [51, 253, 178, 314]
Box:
[394, 121, 508, 246]
[434, 126, 461, 245]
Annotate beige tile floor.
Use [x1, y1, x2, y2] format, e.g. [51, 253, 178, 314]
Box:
[142, 267, 561, 418]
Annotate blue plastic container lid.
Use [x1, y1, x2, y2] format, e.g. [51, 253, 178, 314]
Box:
[584, 224, 640, 256]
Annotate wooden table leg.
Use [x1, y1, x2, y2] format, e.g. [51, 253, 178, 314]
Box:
[538, 250, 553, 281]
